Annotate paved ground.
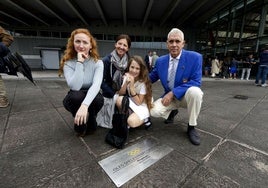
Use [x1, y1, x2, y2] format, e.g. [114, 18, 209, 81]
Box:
[0, 71, 268, 188]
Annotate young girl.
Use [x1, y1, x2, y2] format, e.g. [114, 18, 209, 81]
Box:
[116, 55, 153, 129]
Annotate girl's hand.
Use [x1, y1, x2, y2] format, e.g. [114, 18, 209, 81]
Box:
[128, 75, 135, 85]
[123, 73, 134, 85]
[123, 73, 129, 84]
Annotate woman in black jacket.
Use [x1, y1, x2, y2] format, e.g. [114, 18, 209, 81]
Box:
[96, 34, 131, 128]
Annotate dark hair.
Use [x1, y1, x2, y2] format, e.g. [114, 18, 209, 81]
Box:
[116, 34, 131, 48]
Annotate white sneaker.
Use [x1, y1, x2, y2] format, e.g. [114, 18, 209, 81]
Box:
[261, 83, 267, 87]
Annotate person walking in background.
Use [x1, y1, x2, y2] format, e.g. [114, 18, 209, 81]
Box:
[203, 56, 212, 77]
[255, 47, 268, 87]
[229, 57, 239, 79]
[149, 28, 203, 145]
[96, 34, 131, 128]
[116, 55, 153, 129]
[211, 56, 220, 77]
[151, 51, 159, 71]
[0, 26, 14, 108]
[59, 28, 104, 136]
[221, 56, 230, 79]
[144, 51, 152, 72]
[241, 53, 256, 80]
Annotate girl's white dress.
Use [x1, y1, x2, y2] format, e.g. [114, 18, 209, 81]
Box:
[127, 81, 150, 121]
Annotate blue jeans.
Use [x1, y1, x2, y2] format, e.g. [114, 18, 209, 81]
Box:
[255, 65, 268, 84]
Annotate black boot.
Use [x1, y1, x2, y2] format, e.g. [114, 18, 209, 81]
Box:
[187, 125, 200, 145]
[164, 109, 178, 124]
[74, 123, 87, 137]
[86, 115, 97, 134]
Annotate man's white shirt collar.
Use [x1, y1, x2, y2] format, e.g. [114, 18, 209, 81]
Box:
[169, 52, 182, 62]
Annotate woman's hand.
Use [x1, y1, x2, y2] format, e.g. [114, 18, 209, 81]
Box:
[74, 104, 88, 125]
[77, 52, 88, 63]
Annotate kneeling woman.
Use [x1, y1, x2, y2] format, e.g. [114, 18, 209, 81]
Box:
[116, 55, 153, 129]
[59, 28, 104, 136]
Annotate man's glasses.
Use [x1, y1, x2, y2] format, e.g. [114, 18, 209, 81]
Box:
[168, 40, 181, 44]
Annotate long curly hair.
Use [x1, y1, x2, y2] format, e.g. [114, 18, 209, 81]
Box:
[127, 55, 153, 109]
[58, 28, 99, 76]
[0, 26, 14, 47]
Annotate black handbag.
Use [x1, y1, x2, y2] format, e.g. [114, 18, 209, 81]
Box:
[105, 96, 129, 149]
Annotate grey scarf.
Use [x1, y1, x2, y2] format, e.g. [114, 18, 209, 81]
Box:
[110, 50, 128, 71]
[110, 50, 128, 91]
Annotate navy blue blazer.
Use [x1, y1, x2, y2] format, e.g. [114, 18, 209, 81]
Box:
[149, 49, 202, 100]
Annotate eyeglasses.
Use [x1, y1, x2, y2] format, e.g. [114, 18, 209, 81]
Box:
[168, 40, 181, 44]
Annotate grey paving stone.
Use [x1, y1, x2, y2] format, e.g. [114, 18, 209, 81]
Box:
[1, 75, 268, 187]
[123, 150, 197, 187]
[183, 165, 240, 188]
[205, 141, 268, 188]
[1, 109, 71, 152]
[228, 108, 268, 152]
[152, 124, 221, 162]
[0, 137, 95, 188]
[40, 163, 113, 188]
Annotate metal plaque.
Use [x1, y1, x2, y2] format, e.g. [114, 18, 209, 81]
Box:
[98, 138, 173, 187]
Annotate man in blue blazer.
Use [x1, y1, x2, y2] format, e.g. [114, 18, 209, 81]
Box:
[149, 28, 203, 145]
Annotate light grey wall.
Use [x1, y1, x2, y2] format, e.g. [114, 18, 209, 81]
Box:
[9, 37, 168, 69]
[9, 37, 67, 69]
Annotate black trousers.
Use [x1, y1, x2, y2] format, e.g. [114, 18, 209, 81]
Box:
[63, 90, 104, 131]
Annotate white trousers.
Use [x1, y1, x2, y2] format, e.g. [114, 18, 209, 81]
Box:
[241, 68, 251, 80]
[150, 87, 203, 126]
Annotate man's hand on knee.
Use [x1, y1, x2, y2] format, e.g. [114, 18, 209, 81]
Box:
[161, 91, 174, 106]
